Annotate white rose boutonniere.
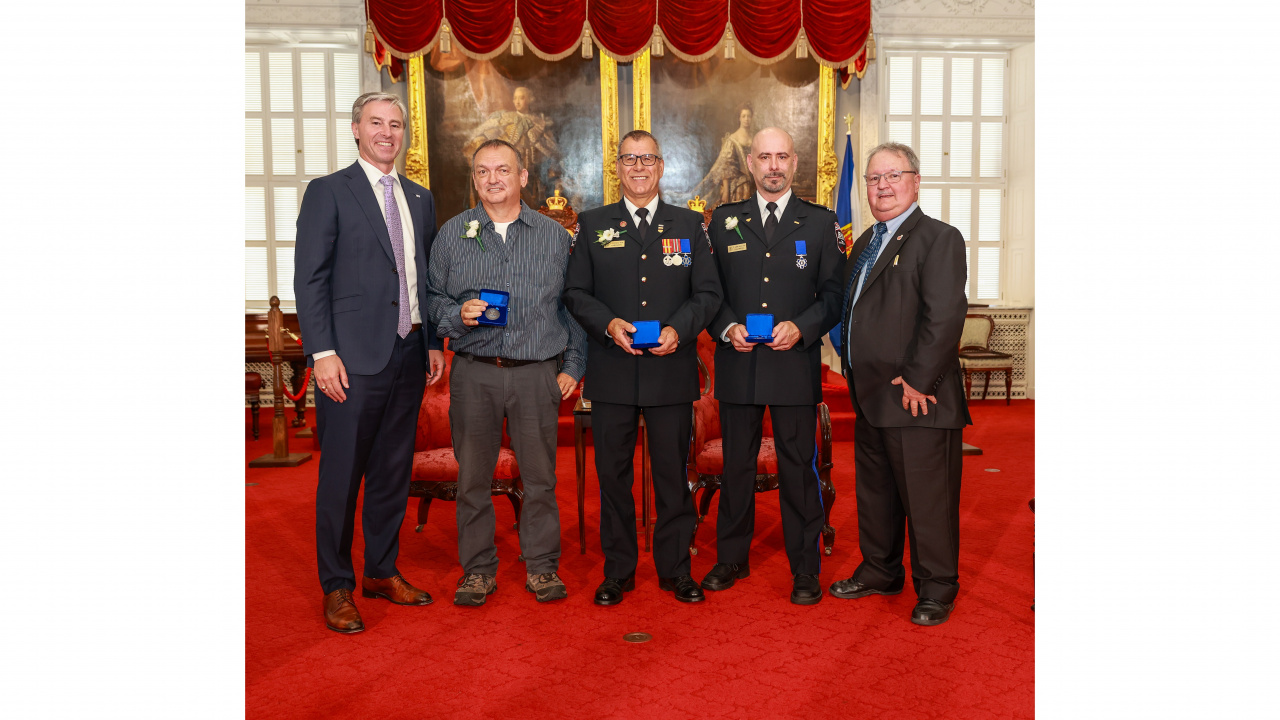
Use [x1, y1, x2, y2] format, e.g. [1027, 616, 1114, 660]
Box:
[725, 215, 743, 240]
[461, 220, 484, 251]
[594, 227, 627, 246]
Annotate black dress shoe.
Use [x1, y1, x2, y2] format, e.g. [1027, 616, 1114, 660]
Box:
[911, 598, 955, 626]
[828, 575, 905, 599]
[593, 576, 635, 606]
[790, 574, 822, 605]
[700, 562, 750, 591]
[658, 575, 706, 603]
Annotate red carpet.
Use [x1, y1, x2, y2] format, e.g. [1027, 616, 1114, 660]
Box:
[246, 400, 1033, 719]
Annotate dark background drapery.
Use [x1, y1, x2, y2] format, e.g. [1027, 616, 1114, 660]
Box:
[366, 0, 869, 68]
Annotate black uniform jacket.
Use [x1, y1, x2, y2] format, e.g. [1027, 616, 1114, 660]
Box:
[840, 206, 971, 430]
[562, 199, 723, 406]
[708, 196, 846, 406]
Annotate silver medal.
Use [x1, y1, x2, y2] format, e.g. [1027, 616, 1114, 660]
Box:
[796, 256, 808, 269]
[682, 255, 692, 267]
[663, 254, 673, 266]
[484, 307, 501, 320]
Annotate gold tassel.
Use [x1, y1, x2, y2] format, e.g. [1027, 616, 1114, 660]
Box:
[867, 33, 876, 61]
[724, 26, 735, 59]
[441, 23, 452, 53]
[796, 29, 808, 59]
[582, 27, 593, 59]
[512, 25, 524, 56]
[364, 25, 375, 55]
[652, 27, 665, 57]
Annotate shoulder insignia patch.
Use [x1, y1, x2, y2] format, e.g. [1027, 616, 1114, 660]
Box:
[835, 221, 849, 255]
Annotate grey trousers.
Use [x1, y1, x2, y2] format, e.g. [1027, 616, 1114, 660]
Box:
[449, 354, 563, 575]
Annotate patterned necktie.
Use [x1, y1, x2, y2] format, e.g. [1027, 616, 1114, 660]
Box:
[841, 221, 889, 351]
[635, 207, 650, 241]
[379, 175, 413, 338]
[764, 201, 778, 243]
[853, 222, 888, 289]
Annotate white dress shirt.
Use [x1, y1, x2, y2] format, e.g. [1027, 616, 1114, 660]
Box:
[720, 190, 794, 340]
[623, 195, 660, 230]
[314, 158, 420, 360]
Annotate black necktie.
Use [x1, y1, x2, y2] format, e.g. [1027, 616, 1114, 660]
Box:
[635, 207, 650, 242]
[764, 201, 778, 243]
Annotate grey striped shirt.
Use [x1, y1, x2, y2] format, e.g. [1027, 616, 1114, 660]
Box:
[426, 202, 587, 380]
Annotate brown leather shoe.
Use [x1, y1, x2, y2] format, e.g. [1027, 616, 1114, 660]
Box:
[322, 588, 365, 633]
[361, 573, 433, 606]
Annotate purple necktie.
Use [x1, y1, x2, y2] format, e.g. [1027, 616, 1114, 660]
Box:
[379, 175, 412, 338]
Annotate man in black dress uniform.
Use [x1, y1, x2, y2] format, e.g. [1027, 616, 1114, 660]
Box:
[701, 127, 846, 604]
[562, 130, 723, 605]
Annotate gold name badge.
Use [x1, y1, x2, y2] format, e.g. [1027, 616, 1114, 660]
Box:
[605, 240, 626, 248]
[727, 243, 747, 253]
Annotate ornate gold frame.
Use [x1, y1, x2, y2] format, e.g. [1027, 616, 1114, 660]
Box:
[401, 53, 832, 207]
[816, 66, 837, 207]
[600, 54, 621, 205]
[405, 55, 429, 187]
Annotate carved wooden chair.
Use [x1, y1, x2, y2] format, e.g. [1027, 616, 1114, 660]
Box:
[409, 349, 523, 535]
[958, 314, 1014, 404]
[246, 372, 263, 439]
[685, 334, 836, 556]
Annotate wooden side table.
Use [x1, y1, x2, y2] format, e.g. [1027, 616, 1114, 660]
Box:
[573, 398, 654, 554]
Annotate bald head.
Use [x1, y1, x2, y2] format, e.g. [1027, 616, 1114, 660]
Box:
[747, 127, 798, 200]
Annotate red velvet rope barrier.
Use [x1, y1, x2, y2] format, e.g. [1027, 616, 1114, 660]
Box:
[267, 333, 313, 403]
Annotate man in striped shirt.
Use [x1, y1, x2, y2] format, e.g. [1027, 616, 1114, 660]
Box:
[426, 139, 587, 606]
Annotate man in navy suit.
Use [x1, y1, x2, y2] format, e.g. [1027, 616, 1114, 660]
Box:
[295, 92, 445, 633]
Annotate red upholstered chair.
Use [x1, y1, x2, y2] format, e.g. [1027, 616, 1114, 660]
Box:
[409, 349, 523, 535]
[685, 336, 836, 556]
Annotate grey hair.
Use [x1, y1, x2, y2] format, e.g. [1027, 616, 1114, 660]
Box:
[617, 129, 662, 157]
[471, 138, 524, 171]
[866, 142, 920, 174]
[352, 92, 407, 125]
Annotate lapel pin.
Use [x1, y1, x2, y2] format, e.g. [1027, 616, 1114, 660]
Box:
[745, 217, 752, 222]
[893, 255, 899, 266]
[657, 224, 664, 233]
[794, 220, 800, 225]
[896, 235, 903, 240]
[620, 220, 627, 227]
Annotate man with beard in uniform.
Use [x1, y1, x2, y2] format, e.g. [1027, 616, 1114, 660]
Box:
[701, 127, 846, 605]
[562, 130, 722, 605]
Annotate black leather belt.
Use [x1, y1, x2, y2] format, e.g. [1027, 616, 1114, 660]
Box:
[459, 352, 547, 368]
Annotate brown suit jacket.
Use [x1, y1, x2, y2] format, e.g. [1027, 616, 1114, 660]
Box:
[839, 206, 971, 429]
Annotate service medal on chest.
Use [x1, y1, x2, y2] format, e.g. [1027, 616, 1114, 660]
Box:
[663, 254, 674, 266]
[794, 239, 808, 269]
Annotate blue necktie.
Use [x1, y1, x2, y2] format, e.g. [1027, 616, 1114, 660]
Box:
[838, 222, 888, 360]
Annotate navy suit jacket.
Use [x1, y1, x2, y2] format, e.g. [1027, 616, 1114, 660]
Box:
[295, 161, 442, 375]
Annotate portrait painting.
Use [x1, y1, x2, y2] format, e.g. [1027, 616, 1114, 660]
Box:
[650, 55, 820, 210]
[420, 49, 604, 222]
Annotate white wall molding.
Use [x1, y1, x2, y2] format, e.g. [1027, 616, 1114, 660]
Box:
[246, 0, 364, 29]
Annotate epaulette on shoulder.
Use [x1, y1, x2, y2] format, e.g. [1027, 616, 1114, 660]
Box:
[799, 197, 834, 212]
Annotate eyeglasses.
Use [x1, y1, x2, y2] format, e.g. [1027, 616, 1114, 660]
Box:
[863, 170, 918, 185]
[618, 153, 662, 166]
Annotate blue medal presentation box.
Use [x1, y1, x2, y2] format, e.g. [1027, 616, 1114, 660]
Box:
[630, 320, 661, 349]
[476, 289, 510, 327]
[745, 313, 774, 343]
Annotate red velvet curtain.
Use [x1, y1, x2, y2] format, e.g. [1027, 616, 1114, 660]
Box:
[368, 0, 442, 55]
[657, 0, 725, 59]
[732, 0, 801, 60]
[517, 0, 586, 57]
[588, 0, 656, 59]
[802, 0, 870, 65]
[445, 0, 516, 56]
[365, 0, 869, 66]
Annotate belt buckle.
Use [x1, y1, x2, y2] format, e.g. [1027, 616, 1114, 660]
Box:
[495, 357, 508, 368]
